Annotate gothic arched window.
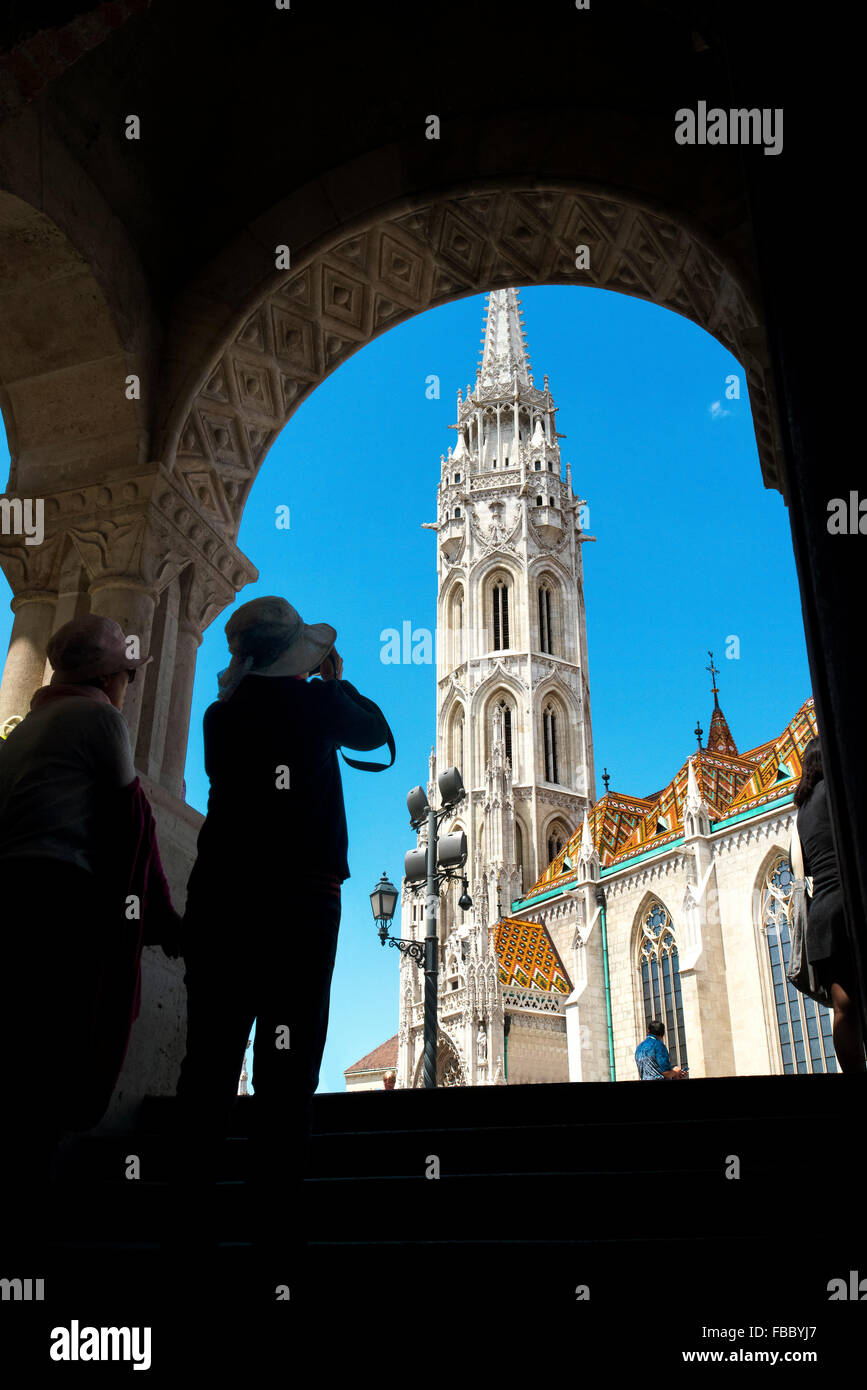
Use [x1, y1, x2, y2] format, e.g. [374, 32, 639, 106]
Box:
[538, 583, 554, 654]
[454, 506, 461, 518]
[497, 698, 513, 771]
[450, 588, 465, 666]
[543, 702, 559, 783]
[547, 822, 569, 864]
[762, 856, 837, 1073]
[515, 820, 524, 885]
[452, 711, 465, 775]
[492, 578, 510, 650]
[638, 903, 688, 1069]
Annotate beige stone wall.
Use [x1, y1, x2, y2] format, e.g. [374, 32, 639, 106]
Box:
[506, 1014, 568, 1084]
[713, 812, 796, 1077]
[346, 1072, 390, 1092]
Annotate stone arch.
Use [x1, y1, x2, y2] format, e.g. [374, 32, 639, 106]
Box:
[444, 699, 467, 776]
[542, 812, 573, 867]
[752, 842, 796, 1075]
[468, 662, 524, 721]
[532, 566, 566, 658]
[472, 558, 520, 655]
[412, 1032, 466, 1088]
[440, 576, 467, 669]
[513, 814, 527, 894]
[0, 191, 152, 495]
[631, 890, 688, 1065]
[159, 182, 782, 547]
[536, 683, 573, 788]
[478, 683, 522, 780]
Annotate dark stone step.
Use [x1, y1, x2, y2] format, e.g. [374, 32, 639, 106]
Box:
[54, 1120, 833, 1185]
[136, 1073, 863, 1139]
[42, 1166, 860, 1246]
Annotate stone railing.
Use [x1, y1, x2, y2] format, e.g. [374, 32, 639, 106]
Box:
[502, 987, 567, 1015]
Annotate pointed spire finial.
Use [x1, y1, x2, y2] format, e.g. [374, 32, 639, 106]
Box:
[478, 288, 533, 393]
[695, 720, 703, 750]
[686, 755, 701, 807]
[706, 650, 720, 710]
[580, 811, 594, 861]
[602, 767, 610, 793]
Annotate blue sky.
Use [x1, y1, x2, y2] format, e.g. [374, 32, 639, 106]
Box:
[0, 285, 811, 1093]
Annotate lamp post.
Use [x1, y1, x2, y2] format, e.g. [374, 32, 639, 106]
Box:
[370, 871, 424, 962]
[372, 767, 471, 1089]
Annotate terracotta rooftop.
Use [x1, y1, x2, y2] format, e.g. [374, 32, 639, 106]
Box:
[345, 1034, 399, 1074]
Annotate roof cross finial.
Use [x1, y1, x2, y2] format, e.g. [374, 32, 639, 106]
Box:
[706, 650, 720, 710]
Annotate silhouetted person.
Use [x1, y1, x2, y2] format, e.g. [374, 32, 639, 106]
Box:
[634, 1019, 688, 1079]
[793, 737, 865, 1072]
[172, 596, 392, 1259]
[0, 616, 181, 1252]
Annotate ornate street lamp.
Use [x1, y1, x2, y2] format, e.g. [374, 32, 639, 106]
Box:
[370, 871, 399, 937]
[371, 871, 425, 965]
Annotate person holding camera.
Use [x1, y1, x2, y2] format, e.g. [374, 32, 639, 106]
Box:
[171, 596, 393, 1259]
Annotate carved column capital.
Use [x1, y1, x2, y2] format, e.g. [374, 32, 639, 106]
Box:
[3, 466, 257, 611]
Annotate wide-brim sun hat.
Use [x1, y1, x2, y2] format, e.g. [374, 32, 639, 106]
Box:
[46, 615, 153, 683]
[217, 596, 336, 700]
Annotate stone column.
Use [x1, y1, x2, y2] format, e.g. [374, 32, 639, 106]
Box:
[0, 591, 57, 725]
[160, 618, 203, 798]
[88, 578, 157, 751]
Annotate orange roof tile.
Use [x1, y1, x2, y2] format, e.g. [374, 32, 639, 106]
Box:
[492, 917, 572, 994]
[345, 1034, 399, 1074]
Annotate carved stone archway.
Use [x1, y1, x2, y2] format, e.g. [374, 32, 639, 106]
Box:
[412, 1033, 467, 1088]
[166, 184, 783, 558]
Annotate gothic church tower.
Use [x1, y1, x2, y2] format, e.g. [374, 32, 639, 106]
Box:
[395, 288, 596, 1089]
[435, 287, 595, 934]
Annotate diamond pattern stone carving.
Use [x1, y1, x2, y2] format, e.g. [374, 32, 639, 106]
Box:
[171, 188, 783, 539]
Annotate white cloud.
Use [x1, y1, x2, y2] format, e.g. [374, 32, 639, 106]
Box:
[709, 400, 730, 420]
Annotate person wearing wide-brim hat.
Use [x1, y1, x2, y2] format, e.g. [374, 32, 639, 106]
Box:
[0, 614, 182, 1251]
[172, 595, 394, 1257]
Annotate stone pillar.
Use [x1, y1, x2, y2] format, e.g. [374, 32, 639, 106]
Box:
[88, 578, 157, 752]
[0, 591, 56, 724]
[160, 618, 203, 798]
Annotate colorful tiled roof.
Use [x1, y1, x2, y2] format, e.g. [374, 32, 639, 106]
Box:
[724, 698, 816, 816]
[612, 747, 753, 859]
[520, 696, 815, 901]
[492, 917, 572, 994]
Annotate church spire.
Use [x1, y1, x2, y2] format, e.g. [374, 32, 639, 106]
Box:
[478, 288, 532, 392]
[704, 650, 738, 754]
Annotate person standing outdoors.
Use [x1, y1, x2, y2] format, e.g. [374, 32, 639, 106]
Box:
[172, 596, 393, 1257]
[793, 737, 865, 1072]
[0, 615, 182, 1251]
[634, 1019, 688, 1079]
